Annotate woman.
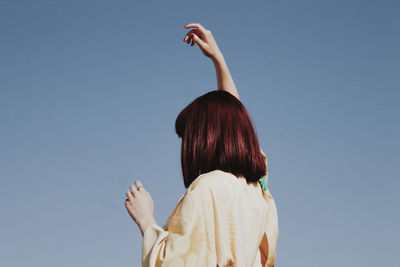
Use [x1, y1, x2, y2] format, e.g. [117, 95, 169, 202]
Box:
[124, 23, 279, 267]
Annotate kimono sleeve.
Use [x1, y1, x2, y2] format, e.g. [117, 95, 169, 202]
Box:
[258, 147, 279, 266]
[142, 190, 206, 267]
[258, 191, 279, 267]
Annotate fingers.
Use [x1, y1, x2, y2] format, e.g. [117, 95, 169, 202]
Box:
[129, 180, 145, 197]
[184, 23, 207, 34]
[130, 184, 137, 196]
[190, 33, 206, 48]
[183, 23, 210, 49]
[135, 180, 145, 191]
[184, 31, 192, 43]
[183, 28, 201, 43]
[125, 191, 134, 202]
[184, 23, 211, 40]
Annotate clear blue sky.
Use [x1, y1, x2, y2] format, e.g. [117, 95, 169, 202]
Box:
[0, 0, 399, 266]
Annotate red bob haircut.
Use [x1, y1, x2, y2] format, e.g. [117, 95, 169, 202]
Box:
[175, 90, 267, 188]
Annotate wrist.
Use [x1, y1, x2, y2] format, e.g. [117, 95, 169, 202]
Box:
[211, 51, 224, 64]
[138, 217, 157, 234]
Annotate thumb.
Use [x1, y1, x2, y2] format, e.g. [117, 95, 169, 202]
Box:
[191, 33, 206, 49]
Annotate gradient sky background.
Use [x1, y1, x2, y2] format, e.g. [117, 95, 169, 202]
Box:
[1, 0, 399, 266]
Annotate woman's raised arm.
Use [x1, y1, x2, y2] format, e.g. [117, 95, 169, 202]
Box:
[183, 23, 240, 100]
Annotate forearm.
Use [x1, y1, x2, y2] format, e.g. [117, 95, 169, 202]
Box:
[212, 52, 240, 100]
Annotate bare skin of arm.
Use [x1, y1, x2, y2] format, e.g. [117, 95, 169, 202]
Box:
[183, 23, 240, 100]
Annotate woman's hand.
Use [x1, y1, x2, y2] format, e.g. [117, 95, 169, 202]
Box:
[183, 23, 222, 61]
[183, 22, 240, 100]
[124, 180, 157, 236]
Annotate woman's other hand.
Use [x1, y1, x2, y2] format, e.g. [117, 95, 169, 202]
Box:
[183, 23, 222, 61]
[125, 180, 157, 236]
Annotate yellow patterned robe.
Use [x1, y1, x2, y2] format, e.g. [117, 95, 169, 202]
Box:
[142, 155, 279, 267]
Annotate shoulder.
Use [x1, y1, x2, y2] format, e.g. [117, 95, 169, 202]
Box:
[186, 169, 237, 202]
[189, 169, 236, 190]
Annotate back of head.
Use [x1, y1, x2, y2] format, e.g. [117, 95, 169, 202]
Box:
[175, 90, 266, 188]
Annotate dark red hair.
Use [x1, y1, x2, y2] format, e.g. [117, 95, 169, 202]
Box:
[175, 90, 266, 188]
